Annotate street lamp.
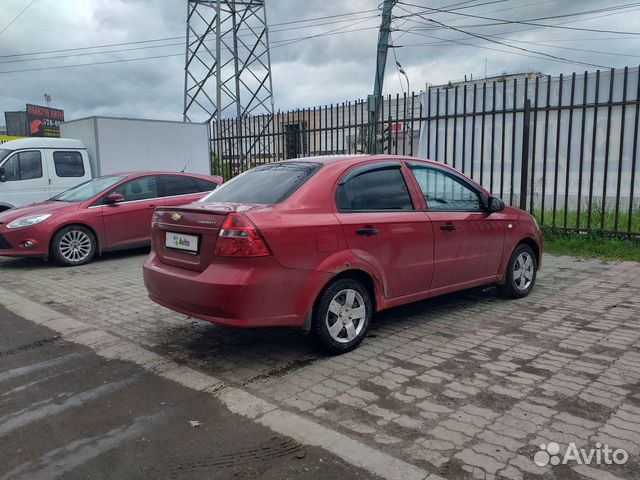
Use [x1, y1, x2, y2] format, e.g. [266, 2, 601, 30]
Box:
[396, 61, 410, 94]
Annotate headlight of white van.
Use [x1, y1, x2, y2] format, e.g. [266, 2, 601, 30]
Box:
[7, 214, 52, 229]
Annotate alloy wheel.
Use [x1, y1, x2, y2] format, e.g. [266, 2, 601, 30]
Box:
[325, 288, 367, 343]
[58, 230, 92, 263]
[513, 252, 534, 291]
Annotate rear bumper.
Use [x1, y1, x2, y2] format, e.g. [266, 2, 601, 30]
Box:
[143, 252, 332, 328]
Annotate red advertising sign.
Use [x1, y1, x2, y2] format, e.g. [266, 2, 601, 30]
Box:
[25, 103, 65, 137]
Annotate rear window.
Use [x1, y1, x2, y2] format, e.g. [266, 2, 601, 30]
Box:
[53, 151, 85, 177]
[202, 162, 321, 204]
[162, 175, 201, 196]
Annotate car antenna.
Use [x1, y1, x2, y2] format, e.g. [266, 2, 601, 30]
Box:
[180, 157, 191, 173]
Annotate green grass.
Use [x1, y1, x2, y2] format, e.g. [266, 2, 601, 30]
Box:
[211, 155, 233, 181]
[542, 228, 640, 262]
[532, 203, 640, 261]
[532, 205, 640, 233]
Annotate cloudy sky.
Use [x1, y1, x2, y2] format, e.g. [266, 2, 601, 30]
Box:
[1, 0, 639, 122]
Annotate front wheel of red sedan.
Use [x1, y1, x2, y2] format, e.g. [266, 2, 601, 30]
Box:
[499, 243, 537, 299]
[51, 225, 97, 267]
[312, 278, 372, 354]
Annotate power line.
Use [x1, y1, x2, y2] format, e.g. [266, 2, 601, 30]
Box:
[0, 12, 382, 65]
[399, 3, 640, 50]
[0, 8, 379, 60]
[0, 36, 184, 59]
[0, 19, 383, 74]
[0, 0, 507, 63]
[270, 16, 380, 49]
[402, 33, 640, 59]
[392, 0, 556, 43]
[0, 41, 185, 65]
[0, 0, 37, 35]
[389, 34, 405, 96]
[399, 28, 605, 67]
[396, 1, 640, 35]
[397, 6, 611, 69]
[0, 53, 182, 75]
[395, 2, 640, 63]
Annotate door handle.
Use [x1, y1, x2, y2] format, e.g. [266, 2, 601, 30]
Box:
[440, 223, 456, 232]
[356, 227, 379, 236]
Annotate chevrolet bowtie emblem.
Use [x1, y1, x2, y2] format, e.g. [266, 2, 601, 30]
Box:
[171, 213, 182, 221]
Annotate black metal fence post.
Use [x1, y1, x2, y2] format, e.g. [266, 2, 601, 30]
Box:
[519, 98, 531, 211]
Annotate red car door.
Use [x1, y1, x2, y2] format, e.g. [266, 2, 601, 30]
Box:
[407, 164, 506, 290]
[101, 175, 164, 248]
[335, 162, 435, 299]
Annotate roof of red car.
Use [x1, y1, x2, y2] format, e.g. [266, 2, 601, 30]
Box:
[105, 171, 220, 180]
[280, 154, 439, 167]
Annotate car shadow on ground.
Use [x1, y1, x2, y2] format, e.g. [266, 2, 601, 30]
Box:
[151, 284, 504, 384]
[0, 246, 151, 270]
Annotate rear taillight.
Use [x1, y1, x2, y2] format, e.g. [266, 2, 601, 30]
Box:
[214, 213, 270, 257]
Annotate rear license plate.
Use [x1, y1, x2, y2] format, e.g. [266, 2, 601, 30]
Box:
[165, 231, 199, 254]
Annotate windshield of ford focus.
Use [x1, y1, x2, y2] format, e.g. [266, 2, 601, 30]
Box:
[202, 162, 321, 204]
[51, 175, 126, 203]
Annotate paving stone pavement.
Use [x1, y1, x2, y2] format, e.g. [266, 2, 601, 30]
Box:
[1, 250, 640, 480]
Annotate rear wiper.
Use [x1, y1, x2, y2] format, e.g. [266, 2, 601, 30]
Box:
[426, 196, 448, 204]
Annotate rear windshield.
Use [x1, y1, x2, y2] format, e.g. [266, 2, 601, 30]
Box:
[202, 162, 321, 204]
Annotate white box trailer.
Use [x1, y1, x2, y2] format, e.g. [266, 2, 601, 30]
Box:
[60, 116, 211, 177]
[0, 117, 211, 210]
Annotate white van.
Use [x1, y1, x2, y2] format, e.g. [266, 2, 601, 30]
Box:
[0, 117, 212, 212]
[0, 138, 92, 212]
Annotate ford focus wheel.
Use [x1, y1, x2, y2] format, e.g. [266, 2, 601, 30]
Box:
[500, 243, 537, 298]
[313, 278, 372, 354]
[52, 226, 96, 267]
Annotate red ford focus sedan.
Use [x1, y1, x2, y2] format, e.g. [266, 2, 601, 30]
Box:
[143, 155, 542, 353]
[0, 172, 221, 266]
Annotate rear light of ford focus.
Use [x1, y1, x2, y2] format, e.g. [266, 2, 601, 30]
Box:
[214, 213, 270, 257]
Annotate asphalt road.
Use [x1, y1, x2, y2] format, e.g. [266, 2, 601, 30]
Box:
[0, 305, 376, 480]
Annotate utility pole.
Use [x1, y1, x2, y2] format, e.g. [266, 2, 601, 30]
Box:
[369, 0, 396, 153]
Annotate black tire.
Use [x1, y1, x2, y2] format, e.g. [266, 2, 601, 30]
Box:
[312, 277, 373, 355]
[51, 225, 97, 267]
[499, 243, 537, 299]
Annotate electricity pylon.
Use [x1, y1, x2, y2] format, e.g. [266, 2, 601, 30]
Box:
[183, 0, 276, 167]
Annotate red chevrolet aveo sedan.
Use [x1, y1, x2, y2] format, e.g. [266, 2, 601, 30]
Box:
[144, 156, 542, 354]
[0, 172, 221, 266]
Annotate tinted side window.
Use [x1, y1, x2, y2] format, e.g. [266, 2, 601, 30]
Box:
[1, 151, 42, 181]
[111, 176, 159, 202]
[411, 166, 482, 211]
[195, 178, 217, 192]
[162, 175, 200, 197]
[339, 168, 413, 211]
[53, 151, 85, 177]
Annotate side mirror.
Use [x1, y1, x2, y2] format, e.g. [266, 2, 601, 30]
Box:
[0, 167, 5, 183]
[487, 196, 505, 213]
[105, 193, 125, 205]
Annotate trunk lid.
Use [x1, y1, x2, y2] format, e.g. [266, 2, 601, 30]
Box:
[151, 202, 261, 271]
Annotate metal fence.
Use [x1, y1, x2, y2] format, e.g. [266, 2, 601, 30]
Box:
[212, 66, 640, 237]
